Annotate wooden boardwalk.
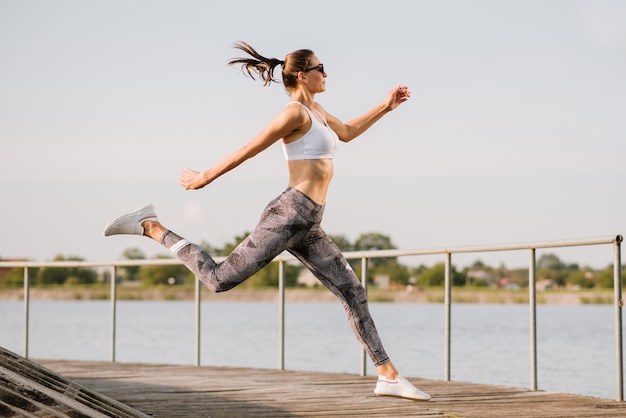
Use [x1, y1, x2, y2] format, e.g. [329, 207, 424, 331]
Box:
[38, 360, 626, 418]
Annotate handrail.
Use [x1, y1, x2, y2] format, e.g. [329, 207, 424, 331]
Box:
[1, 235, 623, 400]
[1, 235, 620, 269]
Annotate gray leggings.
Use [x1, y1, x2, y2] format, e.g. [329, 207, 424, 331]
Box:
[161, 187, 389, 366]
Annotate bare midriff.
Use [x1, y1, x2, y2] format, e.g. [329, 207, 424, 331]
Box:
[287, 159, 334, 205]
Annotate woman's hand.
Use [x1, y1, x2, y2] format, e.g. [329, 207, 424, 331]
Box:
[385, 84, 411, 111]
[179, 168, 208, 190]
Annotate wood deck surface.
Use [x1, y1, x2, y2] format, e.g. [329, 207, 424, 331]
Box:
[40, 360, 626, 418]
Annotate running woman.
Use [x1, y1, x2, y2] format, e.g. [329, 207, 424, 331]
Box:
[103, 41, 430, 401]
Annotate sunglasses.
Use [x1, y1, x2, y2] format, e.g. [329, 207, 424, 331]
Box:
[303, 63, 325, 74]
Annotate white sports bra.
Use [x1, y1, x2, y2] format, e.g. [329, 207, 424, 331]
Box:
[282, 102, 339, 160]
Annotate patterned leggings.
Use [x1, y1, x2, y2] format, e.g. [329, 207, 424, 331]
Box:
[160, 187, 390, 366]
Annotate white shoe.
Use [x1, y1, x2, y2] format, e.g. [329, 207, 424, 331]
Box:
[103, 204, 158, 236]
[374, 375, 431, 401]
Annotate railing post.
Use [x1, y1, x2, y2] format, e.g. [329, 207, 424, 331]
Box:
[444, 252, 452, 381]
[110, 265, 116, 362]
[278, 260, 285, 371]
[529, 248, 538, 391]
[361, 257, 368, 377]
[23, 266, 30, 359]
[195, 276, 201, 366]
[614, 235, 623, 401]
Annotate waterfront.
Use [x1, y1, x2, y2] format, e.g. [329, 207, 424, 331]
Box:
[0, 286, 617, 304]
[0, 300, 620, 400]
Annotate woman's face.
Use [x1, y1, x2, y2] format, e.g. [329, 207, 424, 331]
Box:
[301, 55, 327, 93]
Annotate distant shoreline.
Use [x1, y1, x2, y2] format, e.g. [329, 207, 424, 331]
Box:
[0, 287, 616, 305]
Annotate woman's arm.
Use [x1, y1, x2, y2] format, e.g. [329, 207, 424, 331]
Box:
[179, 106, 306, 190]
[321, 85, 410, 143]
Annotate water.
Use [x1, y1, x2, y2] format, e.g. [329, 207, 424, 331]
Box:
[0, 300, 620, 400]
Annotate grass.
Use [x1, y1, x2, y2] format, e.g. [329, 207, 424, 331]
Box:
[2, 285, 616, 305]
[580, 295, 614, 305]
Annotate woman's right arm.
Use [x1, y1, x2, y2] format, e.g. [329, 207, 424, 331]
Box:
[179, 106, 305, 190]
[321, 85, 411, 143]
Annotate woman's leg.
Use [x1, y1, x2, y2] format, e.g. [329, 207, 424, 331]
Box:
[165, 192, 322, 292]
[106, 196, 430, 399]
[159, 224, 287, 293]
[288, 225, 390, 367]
[107, 190, 317, 293]
[288, 226, 431, 400]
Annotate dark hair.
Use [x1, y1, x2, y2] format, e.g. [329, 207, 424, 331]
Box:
[228, 41, 314, 91]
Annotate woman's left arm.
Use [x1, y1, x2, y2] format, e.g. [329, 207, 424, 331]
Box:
[321, 84, 410, 143]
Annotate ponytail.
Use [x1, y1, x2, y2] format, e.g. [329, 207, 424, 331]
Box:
[228, 41, 314, 91]
[228, 41, 284, 86]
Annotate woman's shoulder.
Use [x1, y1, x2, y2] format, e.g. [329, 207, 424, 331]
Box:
[311, 102, 330, 120]
[283, 101, 312, 120]
[312, 101, 327, 112]
[285, 101, 324, 113]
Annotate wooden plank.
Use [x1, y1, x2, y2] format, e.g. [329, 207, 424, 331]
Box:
[39, 360, 626, 418]
[0, 346, 150, 418]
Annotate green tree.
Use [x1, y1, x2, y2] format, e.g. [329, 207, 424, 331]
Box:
[138, 255, 194, 286]
[416, 263, 465, 287]
[462, 259, 494, 287]
[354, 232, 394, 251]
[354, 232, 396, 268]
[470, 260, 487, 270]
[595, 265, 626, 288]
[537, 253, 565, 270]
[537, 253, 568, 287]
[507, 268, 530, 287]
[121, 247, 146, 281]
[329, 234, 353, 251]
[371, 259, 410, 285]
[0, 267, 25, 287]
[36, 255, 96, 285]
[566, 270, 594, 289]
[239, 261, 302, 288]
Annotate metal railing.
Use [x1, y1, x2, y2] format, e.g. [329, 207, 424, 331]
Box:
[1, 235, 623, 400]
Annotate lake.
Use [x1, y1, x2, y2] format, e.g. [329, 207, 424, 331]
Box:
[0, 300, 620, 400]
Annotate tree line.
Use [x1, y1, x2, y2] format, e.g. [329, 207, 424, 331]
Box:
[0, 232, 623, 289]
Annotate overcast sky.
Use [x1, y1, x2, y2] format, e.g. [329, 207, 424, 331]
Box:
[1, 0, 624, 269]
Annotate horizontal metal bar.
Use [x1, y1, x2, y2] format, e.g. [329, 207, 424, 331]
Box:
[2, 235, 620, 268]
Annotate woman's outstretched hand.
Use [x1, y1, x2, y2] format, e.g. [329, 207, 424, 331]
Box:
[179, 168, 207, 190]
[385, 85, 411, 111]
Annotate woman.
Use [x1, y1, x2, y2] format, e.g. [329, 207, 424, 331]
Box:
[103, 42, 430, 401]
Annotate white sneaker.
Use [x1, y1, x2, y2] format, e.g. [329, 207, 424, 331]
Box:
[103, 204, 158, 236]
[374, 375, 431, 401]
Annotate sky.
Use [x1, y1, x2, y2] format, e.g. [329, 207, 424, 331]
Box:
[1, 0, 625, 270]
